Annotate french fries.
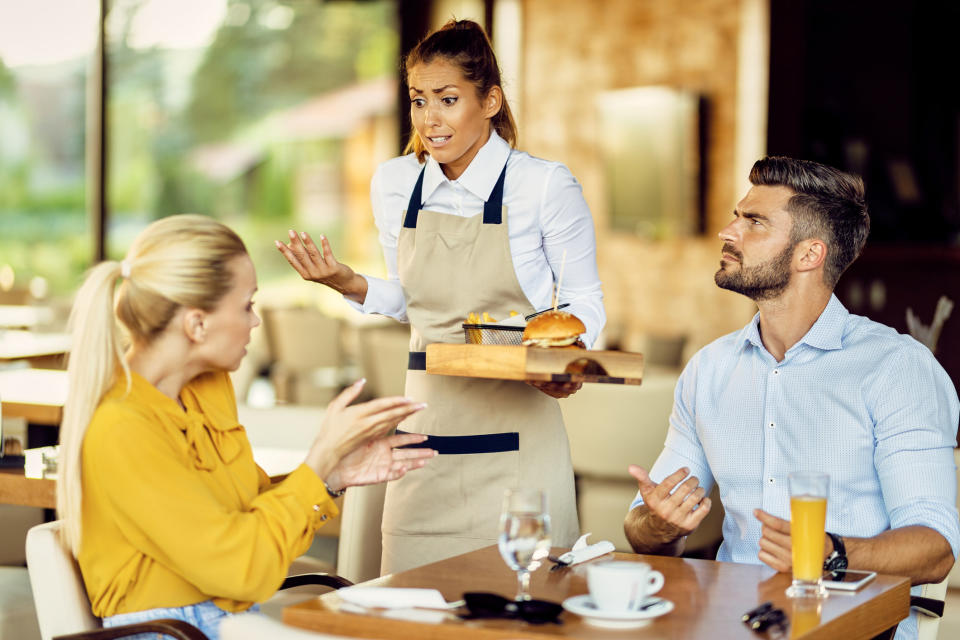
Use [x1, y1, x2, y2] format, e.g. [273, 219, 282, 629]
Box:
[464, 310, 522, 344]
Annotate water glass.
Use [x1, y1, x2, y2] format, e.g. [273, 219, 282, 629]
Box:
[497, 488, 551, 601]
[786, 472, 829, 598]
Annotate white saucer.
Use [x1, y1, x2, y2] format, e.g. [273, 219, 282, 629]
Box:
[561, 594, 674, 629]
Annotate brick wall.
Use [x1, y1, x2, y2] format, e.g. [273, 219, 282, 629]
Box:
[518, 0, 758, 357]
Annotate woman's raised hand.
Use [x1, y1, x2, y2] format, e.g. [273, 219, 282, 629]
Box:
[274, 230, 368, 302]
[304, 379, 426, 480]
[323, 432, 436, 492]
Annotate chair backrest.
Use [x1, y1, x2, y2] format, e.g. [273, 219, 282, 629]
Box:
[262, 307, 343, 373]
[25, 520, 100, 640]
[336, 482, 386, 583]
[915, 576, 949, 640]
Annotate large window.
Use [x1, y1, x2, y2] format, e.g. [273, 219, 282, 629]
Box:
[0, 2, 98, 297]
[0, 0, 399, 299]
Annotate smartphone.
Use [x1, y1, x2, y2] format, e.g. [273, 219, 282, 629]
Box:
[822, 569, 877, 591]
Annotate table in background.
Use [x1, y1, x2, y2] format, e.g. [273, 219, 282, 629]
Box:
[0, 368, 68, 426]
[284, 545, 910, 640]
[0, 305, 55, 330]
[0, 330, 70, 368]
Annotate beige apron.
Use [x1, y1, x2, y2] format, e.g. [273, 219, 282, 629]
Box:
[380, 162, 578, 575]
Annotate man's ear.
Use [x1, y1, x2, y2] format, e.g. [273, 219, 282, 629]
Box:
[183, 309, 207, 343]
[796, 238, 827, 273]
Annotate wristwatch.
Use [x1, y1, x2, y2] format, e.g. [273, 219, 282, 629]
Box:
[823, 531, 848, 572]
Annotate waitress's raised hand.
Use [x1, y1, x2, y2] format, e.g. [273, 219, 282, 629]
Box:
[274, 230, 368, 302]
[305, 379, 427, 480]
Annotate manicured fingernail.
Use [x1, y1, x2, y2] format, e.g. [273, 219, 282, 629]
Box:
[416, 403, 428, 410]
[288, 229, 295, 236]
[301, 231, 308, 239]
[274, 240, 282, 248]
[355, 378, 366, 386]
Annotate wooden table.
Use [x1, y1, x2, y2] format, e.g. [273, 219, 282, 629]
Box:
[0, 330, 70, 368]
[0, 468, 55, 509]
[284, 545, 910, 640]
[0, 368, 68, 425]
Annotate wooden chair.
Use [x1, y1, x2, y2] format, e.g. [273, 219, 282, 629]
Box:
[25, 521, 352, 640]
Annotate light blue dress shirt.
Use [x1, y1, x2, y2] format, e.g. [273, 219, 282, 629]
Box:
[631, 294, 959, 640]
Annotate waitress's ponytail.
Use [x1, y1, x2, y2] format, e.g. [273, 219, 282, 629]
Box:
[404, 19, 518, 162]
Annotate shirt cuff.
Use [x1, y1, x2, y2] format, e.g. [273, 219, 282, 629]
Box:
[283, 464, 340, 528]
[889, 501, 960, 560]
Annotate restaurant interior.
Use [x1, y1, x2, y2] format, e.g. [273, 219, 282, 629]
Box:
[1, 0, 959, 638]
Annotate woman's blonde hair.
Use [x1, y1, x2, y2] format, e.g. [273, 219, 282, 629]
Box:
[57, 214, 247, 555]
[403, 19, 518, 162]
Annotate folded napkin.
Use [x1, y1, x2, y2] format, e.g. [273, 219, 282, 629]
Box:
[336, 586, 453, 610]
[556, 533, 615, 566]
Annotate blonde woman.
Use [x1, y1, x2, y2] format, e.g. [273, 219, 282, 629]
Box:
[57, 214, 434, 639]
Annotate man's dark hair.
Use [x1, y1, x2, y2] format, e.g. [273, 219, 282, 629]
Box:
[749, 156, 870, 288]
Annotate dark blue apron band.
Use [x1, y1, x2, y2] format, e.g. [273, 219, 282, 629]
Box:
[408, 351, 427, 370]
[402, 161, 508, 229]
[396, 429, 519, 455]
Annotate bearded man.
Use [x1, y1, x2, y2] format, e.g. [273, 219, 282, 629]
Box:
[623, 156, 959, 640]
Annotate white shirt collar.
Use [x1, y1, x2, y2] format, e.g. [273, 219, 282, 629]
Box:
[421, 130, 511, 204]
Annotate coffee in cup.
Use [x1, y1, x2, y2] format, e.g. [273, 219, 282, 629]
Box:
[586, 561, 664, 612]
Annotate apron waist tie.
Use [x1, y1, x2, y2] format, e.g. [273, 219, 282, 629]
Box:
[408, 351, 426, 370]
[396, 429, 519, 455]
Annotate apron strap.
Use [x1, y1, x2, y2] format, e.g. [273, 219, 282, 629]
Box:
[402, 168, 426, 229]
[482, 161, 508, 225]
[396, 429, 519, 455]
[402, 160, 508, 229]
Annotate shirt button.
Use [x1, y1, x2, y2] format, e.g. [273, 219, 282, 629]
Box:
[312, 504, 320, 512]
[768, 477, 775, 484]
[773, 370, 779, 375]
[769, 422, 775, 428]
[320, 514, 328, 522]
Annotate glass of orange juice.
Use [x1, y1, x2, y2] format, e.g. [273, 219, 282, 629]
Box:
[786, 472, 829, 598]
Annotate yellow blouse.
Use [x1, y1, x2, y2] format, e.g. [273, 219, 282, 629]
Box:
[78, 370, 337, 616]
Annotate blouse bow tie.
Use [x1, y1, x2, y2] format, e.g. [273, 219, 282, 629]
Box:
[179, 410, 244, 471]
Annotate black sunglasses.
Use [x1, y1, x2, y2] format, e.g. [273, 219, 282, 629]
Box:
[459, 592, 564, 625]
[742, 601, 786, 632]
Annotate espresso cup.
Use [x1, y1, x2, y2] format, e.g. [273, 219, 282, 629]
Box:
[586, 561, 664, 612]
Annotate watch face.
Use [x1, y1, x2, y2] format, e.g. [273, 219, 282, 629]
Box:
[825, 554, 848, 572]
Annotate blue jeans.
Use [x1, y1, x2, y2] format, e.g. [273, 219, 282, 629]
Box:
[102, 600, 260, 640]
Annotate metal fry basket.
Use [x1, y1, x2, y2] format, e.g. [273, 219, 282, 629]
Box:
[462, 323, 525, 345]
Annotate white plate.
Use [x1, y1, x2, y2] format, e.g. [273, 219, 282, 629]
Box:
[562, 594, 674, 629]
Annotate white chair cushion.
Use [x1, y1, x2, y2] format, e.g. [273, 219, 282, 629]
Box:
[25, 521, 99, 640]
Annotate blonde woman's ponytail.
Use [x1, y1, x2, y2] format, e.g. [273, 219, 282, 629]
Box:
[57, 261, 129, 556]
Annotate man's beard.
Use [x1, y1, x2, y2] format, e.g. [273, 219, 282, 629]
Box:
[714, 241, 794, 301]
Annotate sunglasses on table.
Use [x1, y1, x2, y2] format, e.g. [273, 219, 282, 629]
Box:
[458, 592, 564, 625]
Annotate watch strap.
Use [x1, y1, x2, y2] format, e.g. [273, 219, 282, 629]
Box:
[823, 531, 848, 571]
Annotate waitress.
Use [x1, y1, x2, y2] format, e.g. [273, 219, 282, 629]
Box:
[276, 19, 605, 574]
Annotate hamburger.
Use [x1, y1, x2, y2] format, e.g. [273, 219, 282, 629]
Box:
[522, 310, 586, 348]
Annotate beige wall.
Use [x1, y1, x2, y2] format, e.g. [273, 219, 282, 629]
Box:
[519, 0, 759, 357]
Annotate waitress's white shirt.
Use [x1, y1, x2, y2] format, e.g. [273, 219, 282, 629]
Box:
[350, 130, 606, 347]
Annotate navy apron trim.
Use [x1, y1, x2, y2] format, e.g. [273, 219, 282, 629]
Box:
[396, 429, 519, 455]
[402, 160, 508, 229]
[408, 351, 427, 370]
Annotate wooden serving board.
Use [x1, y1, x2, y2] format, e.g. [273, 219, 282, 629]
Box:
[425, 344, 644, 385]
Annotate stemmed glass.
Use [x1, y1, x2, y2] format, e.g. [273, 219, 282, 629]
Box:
[497, 488, 551, 601]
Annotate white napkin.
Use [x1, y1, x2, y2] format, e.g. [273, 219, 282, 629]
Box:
[556, 533, 615, 566]
[336, 586, 452, 610]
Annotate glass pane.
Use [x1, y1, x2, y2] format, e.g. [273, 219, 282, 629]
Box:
[105, 0, 399, 300]
[0, 2, 98, 298]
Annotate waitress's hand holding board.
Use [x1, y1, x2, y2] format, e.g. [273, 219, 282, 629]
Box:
[275, 229, 368, 304]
